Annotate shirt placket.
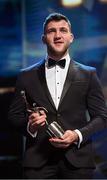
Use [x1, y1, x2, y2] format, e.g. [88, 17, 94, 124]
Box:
[55, 65, 61, 109]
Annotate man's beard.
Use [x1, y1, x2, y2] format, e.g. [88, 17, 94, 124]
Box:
[47, 45, 68, 58]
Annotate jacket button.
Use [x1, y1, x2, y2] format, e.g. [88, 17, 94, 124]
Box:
[57, 114, 60, 117]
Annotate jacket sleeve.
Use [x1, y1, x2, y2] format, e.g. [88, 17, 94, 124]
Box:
[8, 73, 29, 136]
[79, 70, 107, 142]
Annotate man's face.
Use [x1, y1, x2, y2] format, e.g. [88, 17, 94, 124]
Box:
[42, 20, 74, 59]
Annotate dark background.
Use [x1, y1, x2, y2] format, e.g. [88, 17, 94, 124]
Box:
[0, 0, 107, 178]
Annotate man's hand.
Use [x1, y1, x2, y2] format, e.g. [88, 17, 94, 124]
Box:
[49, 130, 79, 148]
[28, 110, 47, 134]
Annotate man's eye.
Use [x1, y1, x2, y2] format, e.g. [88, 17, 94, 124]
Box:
[60, 28, 68, 33]
[46, 29, 55, 33]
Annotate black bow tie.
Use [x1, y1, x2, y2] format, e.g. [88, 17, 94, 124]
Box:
[48, 58, 66, 68]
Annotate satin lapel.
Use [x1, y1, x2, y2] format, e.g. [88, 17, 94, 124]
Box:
[38, 63, 56, 109]
[58, 61, 77, 107]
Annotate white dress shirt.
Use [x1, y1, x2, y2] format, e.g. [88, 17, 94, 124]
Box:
[46, 54, 70, 109]
[28, 53, 83, 147]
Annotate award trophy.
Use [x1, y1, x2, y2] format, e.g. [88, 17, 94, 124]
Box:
[21, 91, 64, 138]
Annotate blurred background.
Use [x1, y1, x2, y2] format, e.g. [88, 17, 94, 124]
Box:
[0, 0, 107, 178]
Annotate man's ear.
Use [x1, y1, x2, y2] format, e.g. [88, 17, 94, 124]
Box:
[70, 33, 74, 43]
[42, 35, 46, 44]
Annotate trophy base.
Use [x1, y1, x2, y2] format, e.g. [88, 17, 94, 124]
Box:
[46, 121, 64, 139]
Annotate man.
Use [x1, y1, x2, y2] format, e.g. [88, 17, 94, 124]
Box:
[8, 13, 107, 179]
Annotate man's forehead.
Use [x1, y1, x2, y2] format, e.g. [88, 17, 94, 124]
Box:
[46, 20, 69, 28]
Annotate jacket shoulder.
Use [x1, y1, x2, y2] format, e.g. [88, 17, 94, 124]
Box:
[74, 61, 96, 72]
[71, 61, 97, 81]
[15, 60, 45, 84]
[20, 60, 45, 73]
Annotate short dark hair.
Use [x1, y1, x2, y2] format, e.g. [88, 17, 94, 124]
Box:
[43, 13, 71, 34]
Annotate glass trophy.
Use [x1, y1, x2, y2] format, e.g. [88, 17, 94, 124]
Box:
[21, 90, 64, 139]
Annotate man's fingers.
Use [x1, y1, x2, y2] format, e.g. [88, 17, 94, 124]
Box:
[39, 110, 46, 115]
[49, 141, 69, 148]
[32, 119, 46, 126]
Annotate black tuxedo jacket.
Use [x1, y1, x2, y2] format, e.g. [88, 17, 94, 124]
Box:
[8, 60, 107, 169]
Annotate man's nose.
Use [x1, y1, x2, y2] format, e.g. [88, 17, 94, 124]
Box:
[55, 30, 61, 38]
